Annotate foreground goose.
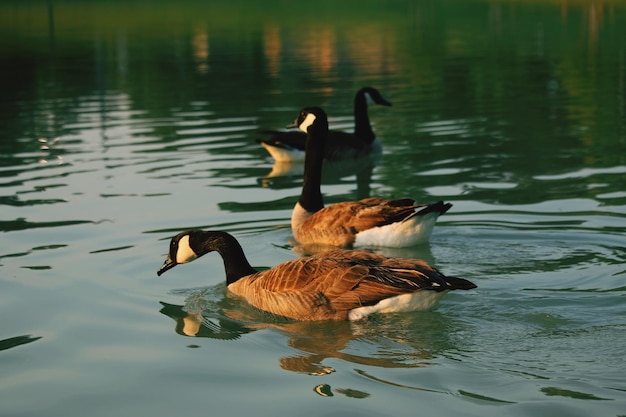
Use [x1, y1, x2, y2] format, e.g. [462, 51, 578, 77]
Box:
[290, 106, 452, 248]
[157, 230, 476, 321]
[257, 87, 391, 162]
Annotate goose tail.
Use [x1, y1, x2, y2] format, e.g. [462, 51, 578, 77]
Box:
[416, 200, 452, 216]
[402, 200, 452, 223]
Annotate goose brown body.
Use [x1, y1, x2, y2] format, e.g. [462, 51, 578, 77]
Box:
[290, 106, 452, 248]
[157, 230, 476, 321]
[293, 198, 451, 247]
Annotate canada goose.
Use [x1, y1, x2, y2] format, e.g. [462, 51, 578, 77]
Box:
[290, 106, 452, 248]
[257, 87, 391, 162]
[157, 230, 476, 321]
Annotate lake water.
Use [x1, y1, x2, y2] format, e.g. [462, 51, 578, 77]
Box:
[1, 1, 625, 416]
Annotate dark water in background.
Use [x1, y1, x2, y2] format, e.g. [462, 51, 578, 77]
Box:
[1, 1, 625, 416]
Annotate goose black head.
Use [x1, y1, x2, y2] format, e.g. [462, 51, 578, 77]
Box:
[360, 87, 392, 107]
[287, 107, 328, 134]
[157, 230, 202, 276]
[157, 230, 244, 277]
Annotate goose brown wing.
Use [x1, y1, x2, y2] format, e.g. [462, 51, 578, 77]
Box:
[228, 254, 369, 320]
[233, 251, 375, 294]
[349, 198, 421, 231]
[299, 198, 420, 246]
[227, 250, 473, 321]
[328, 255, 448, 311]
[377, 256, 477, 290]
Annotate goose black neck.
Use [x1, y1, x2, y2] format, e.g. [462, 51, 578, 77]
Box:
[353, 90, 375, 144]
[298, 122, 326, 213]
[193, 231, 257, 285]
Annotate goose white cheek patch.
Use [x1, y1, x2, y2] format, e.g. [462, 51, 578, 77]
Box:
[176, 235, 198, 264]
[298, 113, 317, 133]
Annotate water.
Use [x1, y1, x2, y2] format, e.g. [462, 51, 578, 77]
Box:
[1, 1, 626, 416]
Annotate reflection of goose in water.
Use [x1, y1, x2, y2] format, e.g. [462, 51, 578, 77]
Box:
[159, 301, 252, 340]
[221, 147, 378, 215]
[157, 230, 476, 321]
[257, 87, 392, 162]
[258, 151, 379, 201]
[292, 237, 439, 264]
[0, 334, 42, 351]
[158, 292, 458, 377]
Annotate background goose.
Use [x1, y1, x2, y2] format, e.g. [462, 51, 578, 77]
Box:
[157, 230, 476, 321]
[290, 106, 452, 248]
[257, 87, 391, 162]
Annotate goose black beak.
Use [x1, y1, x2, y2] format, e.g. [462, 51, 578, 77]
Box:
[157, 258, 177, 276]
[286, 118, 298, 129]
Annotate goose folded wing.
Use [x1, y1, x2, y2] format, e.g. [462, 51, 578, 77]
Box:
[232, 258, 368, 320]
[348, 199, 421, 231]
[301, 199, 418, 234]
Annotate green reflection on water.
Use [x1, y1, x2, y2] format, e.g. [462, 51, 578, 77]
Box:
[2, 0, 624, 185]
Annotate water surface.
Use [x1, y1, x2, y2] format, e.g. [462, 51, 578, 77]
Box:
[1, 1, 625, 416]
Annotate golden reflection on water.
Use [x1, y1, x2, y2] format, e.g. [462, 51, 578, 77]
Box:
[160, 298, 438, 376]
[192, 27, 210, 75]
[263, 24, 282, 79]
